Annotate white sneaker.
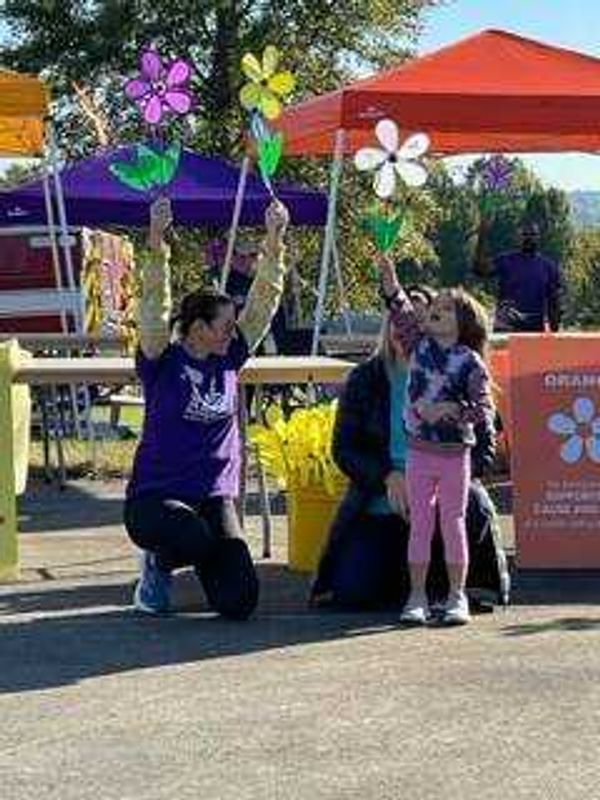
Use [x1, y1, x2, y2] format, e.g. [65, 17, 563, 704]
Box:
[442, 590, 471, 626]
[400, 595, 428, 626]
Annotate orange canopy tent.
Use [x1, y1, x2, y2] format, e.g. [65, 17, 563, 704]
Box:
[0, 69, 49, 156]
[277, 29, 600, 156]
[277, 29, 600, 352]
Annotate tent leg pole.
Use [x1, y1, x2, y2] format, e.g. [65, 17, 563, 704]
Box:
[42, 168, 67, 334]
[331, 238, 352, 336]
[48, 127, 84, 440]
[221, 155, 251, 291]
[311, 129, 345, 355]
[48, 127, 80, 331]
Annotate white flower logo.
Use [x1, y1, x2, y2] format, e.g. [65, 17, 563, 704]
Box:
[354, 119, 429, 198]
[547, 396, 600, 464]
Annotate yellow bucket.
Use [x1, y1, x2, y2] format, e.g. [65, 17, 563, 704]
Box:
[287, 481, 346, 572]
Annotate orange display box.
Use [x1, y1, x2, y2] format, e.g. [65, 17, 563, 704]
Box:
[490, 347, 511, 448]
[510, 334, 600, 568]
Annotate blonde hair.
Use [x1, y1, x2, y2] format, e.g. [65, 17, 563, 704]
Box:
[375, 311, 411, 379]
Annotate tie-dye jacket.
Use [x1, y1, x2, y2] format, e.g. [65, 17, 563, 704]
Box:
[388, 290, 495, 449]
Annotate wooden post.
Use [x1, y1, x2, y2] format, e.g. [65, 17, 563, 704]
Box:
[0, 341, 31, 582]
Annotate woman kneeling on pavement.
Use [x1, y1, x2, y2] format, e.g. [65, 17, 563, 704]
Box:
[310, 289, 510, 616]
[124, 196, 289, 618]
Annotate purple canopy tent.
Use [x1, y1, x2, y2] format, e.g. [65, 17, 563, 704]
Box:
[0, 146, 327, 228]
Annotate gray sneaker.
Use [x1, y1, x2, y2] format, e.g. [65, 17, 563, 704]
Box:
[399, 594, 428, 626]
[133, 551, 172, 615]
[442, 590, 471, 626]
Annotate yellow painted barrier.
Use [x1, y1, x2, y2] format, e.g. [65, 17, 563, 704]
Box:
[0, 341, 31, 582]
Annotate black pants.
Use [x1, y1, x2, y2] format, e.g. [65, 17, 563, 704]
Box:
[321, 483, 508, 610]
[328, 516, 411, 609]
[124, 495, 259, 620]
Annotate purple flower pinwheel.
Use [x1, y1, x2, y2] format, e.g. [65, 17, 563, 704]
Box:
[125, 47, 193, 126]
[481, 154, 515, 192]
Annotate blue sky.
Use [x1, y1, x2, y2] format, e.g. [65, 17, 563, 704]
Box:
[417, 0, 600, 191]
[1, 2, 600, 190]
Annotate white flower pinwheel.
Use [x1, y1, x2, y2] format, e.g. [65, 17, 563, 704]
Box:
[354, 119, 429, 199]
[547, 396, 600, 464]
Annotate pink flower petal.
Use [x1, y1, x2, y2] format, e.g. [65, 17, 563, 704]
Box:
[125, 78, 151, 100]
[143, 94, 164, 125]
[166, 59, 191, 87]
[164, 89, 192, 115]
[141, 48, 163, 82]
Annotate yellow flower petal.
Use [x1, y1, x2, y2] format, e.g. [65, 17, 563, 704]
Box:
[262, 45, 279, 78]
[260, 90, 282, 120]
[241, 52, 263, 82]
[240, 81, 262, 111]
[268, 70, 295, 98]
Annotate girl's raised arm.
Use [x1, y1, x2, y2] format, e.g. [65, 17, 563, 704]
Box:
[378, 253, 423, 357]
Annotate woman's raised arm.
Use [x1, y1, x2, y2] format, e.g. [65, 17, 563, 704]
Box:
[237, 200, 289, 353]
[138, 197, 173, 360]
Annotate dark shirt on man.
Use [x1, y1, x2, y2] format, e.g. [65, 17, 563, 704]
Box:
[493, 251, 562, 332]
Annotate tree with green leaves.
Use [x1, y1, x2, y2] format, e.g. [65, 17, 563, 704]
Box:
[1, 0, 440, 158]
[2, 3, 579, 329]
[0, 0, 444, 317]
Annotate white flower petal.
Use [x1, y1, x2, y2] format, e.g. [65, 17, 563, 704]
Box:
[354, 147, 388, 172]
[374, 161, 397, 198]
[375, 119, 399, 153]
[586, 436, 600, 463]
[398, 132, 430, 160]
[560, 435, 583, 464]
[547, 412, 576, 436]
[395, 160, 428, 187]
[573, 396, 595, 424]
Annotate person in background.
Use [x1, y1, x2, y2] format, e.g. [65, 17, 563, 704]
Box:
[123, 195, 289, 618]
[473, 218, 563, 332]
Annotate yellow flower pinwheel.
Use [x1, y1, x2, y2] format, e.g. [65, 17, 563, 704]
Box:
[239, 45, 295, 120]
[248, 402, 346, 496]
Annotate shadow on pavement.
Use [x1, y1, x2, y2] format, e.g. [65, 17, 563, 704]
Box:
[510, 569, 600, 606]
[18, 481, 124, 533]
[502, 617, 600, 636]
[3, 557, 600, 695]
[0, 563, 404, 696]
[18, 480, 285, 533]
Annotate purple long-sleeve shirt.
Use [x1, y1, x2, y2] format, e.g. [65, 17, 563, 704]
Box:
[494, 251, 561, 331]
[388, 291, 495, 449]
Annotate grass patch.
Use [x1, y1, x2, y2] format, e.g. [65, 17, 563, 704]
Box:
[29, 437, 138, 480]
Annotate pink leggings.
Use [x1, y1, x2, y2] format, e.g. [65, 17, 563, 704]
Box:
[406, 447, 470, 566]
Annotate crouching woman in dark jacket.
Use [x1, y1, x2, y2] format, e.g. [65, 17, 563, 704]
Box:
[310, 302, 510, 610]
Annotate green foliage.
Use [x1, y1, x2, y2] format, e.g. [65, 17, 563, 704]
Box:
[563, 228, 600, 329]
[570, 191, 600, 229]
[0, 161, 41, 188]
[1, 0, 439, 158]
[3, 3, 589, 332]
[0, 0, 440, 317]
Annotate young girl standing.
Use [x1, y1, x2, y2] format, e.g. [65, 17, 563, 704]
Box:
[379, 255, 496, 625]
